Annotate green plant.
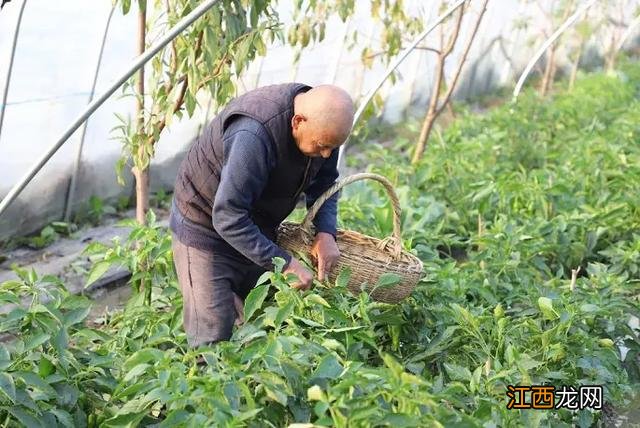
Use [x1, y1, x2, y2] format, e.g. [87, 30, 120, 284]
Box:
[73, 195, 117, 226]
[150, 189, 171, 210]
[2, 63, 640, 427]
[0, 268, 116, 426]
[84, 210, 174, 306]
[11, 221, 77, 250]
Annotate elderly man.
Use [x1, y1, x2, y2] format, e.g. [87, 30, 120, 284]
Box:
[170, 83, 355, 347]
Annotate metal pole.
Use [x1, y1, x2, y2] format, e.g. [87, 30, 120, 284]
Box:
[0, 0, 27, 143]
[616, 14, 640, 52]
[337, 0, 466, 170]
[0, 0, 222, 218]
[63, 4, 116, 222]
[512, 0, 597, 101]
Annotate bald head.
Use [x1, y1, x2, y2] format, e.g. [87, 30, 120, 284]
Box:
[291, 85, 355, 158]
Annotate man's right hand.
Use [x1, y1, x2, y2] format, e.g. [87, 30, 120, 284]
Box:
[284, 257, 313, 290]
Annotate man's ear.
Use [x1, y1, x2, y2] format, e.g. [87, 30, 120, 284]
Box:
[291, 114, 305, 130]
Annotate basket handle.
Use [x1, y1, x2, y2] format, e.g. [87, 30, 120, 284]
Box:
[301, 172, 403, 257]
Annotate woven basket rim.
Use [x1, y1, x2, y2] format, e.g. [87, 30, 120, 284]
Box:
[279, 221, 424, 270]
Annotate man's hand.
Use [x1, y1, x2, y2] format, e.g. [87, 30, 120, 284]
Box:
[284, 257, 314, 290]
[310, 232, 340, 281]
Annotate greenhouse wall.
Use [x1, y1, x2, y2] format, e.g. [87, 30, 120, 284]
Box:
[0, 0, 637, 240]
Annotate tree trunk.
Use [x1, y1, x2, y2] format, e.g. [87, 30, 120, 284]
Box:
[568, 43, 583, 90]
[539, 48, 555, 97]
[135, 4, 148, 225]
[446, 101, 455, 120]
[605, 32, 617, 73]
[411, 0, 487, 164]
[133, 163, 150, 224]
[412, 55, 444, 165]
[540, 0, 573, 96]
[133, 4, 149, 304]
[548, 52, 558, 93]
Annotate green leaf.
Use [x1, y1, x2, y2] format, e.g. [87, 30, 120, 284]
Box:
[335, 266, 351, 288]
[14, 371, 57, 399]
[305, 294, 331, 308]
[53, 329, 69, 370]
[39, 356, 55, 377]
[123, 348, 164, 371]
[274, 299, 295, 328]
[444, 362, 472, 381]
[0, 291, 20, 305]
[50, 408, 74, 427]
[313, 354, 343, 379]
[538, 297, 559, 320]
[2, 406, 42, 428]
[272, 257, 286, 273]
[24, 332, 51, 352]
[63, 306, 91, 328]
[53, 383, 79, 408]
[0, 344, 8, 365]
[122, 363, 150, 382]
[160, 410, 191, 426]
[85, 261, 113, 288]
[255, 271, 272, 286]
[264, 385, 288, 406]
[102, 411, 147, 428]
[244, 283, 270, 322]
[580, 303, 599, 313]
[116, 381, 155, 400]
[380, 413, 420, 426]
[0, 373, 16, 403]
[121, 0, 131, 15]
[236, 407, 263, 422]
[375, 272, 401, 289]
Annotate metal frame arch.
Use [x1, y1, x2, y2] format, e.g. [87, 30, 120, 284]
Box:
[0, 0, 28, 143]
[512, 0, 598, 101]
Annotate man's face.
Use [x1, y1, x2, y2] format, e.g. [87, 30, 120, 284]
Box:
[292, 115, 346, 159]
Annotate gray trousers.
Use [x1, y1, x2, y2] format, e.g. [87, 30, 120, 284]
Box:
[171, 234, 265, 347]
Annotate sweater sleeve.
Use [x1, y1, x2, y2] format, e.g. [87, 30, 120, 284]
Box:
[304, 148, 339, 238]
[212, 116, 292, 270]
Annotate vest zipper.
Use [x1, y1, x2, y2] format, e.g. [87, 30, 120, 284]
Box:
[294, 157, 312, 200]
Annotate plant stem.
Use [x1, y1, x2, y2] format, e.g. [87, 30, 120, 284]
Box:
[134, 3, 148, 225]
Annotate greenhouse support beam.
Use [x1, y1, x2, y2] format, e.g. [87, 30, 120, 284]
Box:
[617, 14, 640, 52]
[337, 0, 466, 170]
[0, 0, 222, 219]
[0, 0, 27, 143]
[512, 0, 597, 101]
[63, 4, 116, 222]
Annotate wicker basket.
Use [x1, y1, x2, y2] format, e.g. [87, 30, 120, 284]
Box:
[277, 173, 423, 304]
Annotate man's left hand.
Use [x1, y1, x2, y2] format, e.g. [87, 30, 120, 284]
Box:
[310, 232, 340, 281]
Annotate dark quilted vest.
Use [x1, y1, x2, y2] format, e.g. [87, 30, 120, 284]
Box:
[173, 83, 325, 240]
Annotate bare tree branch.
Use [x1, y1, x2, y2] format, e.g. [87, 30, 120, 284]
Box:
[152, 30, 204, 141]
[436, 0, 489, 117]
[414, 46, 442, 55]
